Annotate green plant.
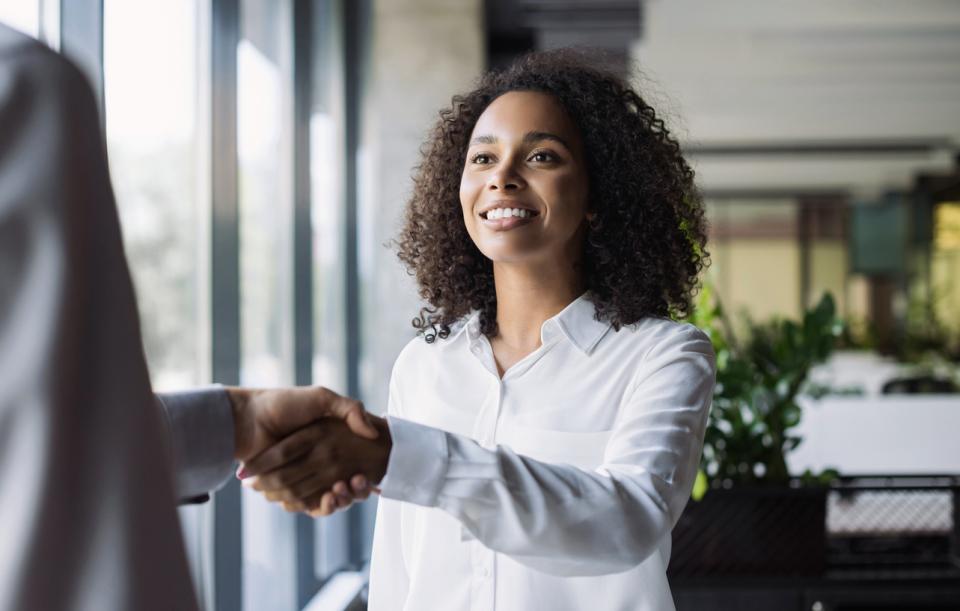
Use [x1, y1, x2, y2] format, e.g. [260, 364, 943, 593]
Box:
[688, 286, 844, 493]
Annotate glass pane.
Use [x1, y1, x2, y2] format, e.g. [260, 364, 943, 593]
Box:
[0, 1, 39, 38]
[104, 0, 207, 390]
[238, 1, 297, 609]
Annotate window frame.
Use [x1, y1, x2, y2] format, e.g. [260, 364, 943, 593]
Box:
[57, 0, 368, 608]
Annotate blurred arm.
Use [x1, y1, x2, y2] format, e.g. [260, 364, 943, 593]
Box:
[156, 387, 236, 502]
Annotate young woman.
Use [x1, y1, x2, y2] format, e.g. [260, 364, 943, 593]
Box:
[245, 50, 716, 610]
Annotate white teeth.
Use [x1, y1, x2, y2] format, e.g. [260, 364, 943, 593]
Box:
[484, 208, 534, 220]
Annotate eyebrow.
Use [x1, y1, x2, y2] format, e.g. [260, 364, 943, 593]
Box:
[469, 131, 572, 150]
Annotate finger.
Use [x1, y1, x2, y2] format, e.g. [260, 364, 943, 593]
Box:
[346, 475, 371, 501]
[350, 474, 370, 498]
[264, 489, 287, 504]
[332, 481, 355, 508]
[332, 480, 366, 504]
[242, 427, 323, 477]
[264, 471, 338, 504]
[306, 492, 337, 517]
[251, 462, 318, 493]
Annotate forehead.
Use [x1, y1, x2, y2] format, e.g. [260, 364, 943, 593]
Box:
[470, 91, 580, 144]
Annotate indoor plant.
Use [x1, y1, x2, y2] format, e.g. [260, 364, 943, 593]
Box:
[670, 287, 844, 578]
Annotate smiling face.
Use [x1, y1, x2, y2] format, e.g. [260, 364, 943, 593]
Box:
[459, 91, 590, 266]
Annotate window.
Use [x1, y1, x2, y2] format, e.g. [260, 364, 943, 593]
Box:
[64, 0, 362, 607]
[237, 1, 299, 609]
[0, 1, 40, 39]
[104, 0, 209, 391]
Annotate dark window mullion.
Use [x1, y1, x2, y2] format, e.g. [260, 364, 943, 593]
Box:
[210, 1, 242, 610]
[293, 0, 322, 607]
[343, 0, 372, 572]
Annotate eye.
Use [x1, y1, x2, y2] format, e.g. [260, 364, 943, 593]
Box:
[470, 152, 494, 164]
[529, 150, 558, 163]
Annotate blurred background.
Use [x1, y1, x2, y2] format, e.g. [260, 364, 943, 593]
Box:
[2, 0, 958, 609]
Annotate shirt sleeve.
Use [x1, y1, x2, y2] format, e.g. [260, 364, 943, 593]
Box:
[156, 386, 236, 502]
[378, 326, 716, 577]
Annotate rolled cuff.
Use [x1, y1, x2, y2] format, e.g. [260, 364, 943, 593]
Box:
[378, 417, 449, 508]
[157, 385, 235, 501]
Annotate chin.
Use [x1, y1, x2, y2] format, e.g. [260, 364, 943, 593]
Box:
[478, 244, 545, 265]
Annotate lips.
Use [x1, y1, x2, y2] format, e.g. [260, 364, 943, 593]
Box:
[481, 214, 536, 231]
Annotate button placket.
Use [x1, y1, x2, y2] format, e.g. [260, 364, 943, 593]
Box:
[470, 541, 496, 611]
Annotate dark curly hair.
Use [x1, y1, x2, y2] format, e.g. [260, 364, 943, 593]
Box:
[396, 49, 709, 342]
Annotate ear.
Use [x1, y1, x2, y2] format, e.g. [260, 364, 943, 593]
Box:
[585, 211, 596, 222]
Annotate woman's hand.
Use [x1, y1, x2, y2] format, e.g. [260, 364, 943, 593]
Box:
[239, 416, 391, 515]
[303, 474, 379, 517]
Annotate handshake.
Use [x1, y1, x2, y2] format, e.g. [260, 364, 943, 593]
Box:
[225, 386, 392, 516]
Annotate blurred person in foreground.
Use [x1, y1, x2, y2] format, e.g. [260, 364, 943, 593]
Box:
[0, 23, 379, 611]
[242, 50, 717, 611]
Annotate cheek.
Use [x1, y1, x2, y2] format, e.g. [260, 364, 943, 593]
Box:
[460, 173, 488, 216]
[544, 171, 589, 221]
[459, 174, 482, 238]
[460, 171, 483, 207]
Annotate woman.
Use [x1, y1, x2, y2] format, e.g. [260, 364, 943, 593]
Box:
[248, 50, 715, 610]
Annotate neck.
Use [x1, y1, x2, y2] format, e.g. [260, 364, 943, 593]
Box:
[491, 260, 584, 350]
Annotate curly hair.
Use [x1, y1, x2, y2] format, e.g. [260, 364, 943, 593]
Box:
[396, 49, 709, 342]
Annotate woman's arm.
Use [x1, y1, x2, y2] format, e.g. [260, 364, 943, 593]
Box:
[378, 327, 715, 576]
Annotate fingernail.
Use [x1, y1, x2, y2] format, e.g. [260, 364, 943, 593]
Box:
[236, 467, 248, 479]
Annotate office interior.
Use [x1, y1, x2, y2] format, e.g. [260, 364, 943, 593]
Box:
[1, 0, 958, 609]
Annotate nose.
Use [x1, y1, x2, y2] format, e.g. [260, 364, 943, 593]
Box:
[487, 158, 526, 192]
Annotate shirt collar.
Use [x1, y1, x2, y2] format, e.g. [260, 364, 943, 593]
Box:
[448, 292, 611, 355]
[548, 292, 612, 355]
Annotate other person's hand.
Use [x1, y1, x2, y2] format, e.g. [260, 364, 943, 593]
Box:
[225, 386, 379, 463]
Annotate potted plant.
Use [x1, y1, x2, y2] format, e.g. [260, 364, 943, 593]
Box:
[669, 287, 844, 578]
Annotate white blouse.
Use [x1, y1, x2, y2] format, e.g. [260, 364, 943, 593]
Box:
[369, 294, 716, 611]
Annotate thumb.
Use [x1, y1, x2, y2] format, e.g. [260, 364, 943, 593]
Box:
[336, 400, 379, 440]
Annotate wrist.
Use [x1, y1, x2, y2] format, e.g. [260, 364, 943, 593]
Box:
[369, 415, 393, 484]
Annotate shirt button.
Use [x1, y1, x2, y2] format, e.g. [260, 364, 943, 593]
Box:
[481, 567, 490, 578]
[470, 345, 482, 354]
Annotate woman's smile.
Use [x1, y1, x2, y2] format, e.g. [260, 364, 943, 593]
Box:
[479, 199, 541, 231]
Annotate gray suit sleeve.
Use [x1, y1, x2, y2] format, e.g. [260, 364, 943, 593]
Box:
[156, 386, 237, 502]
